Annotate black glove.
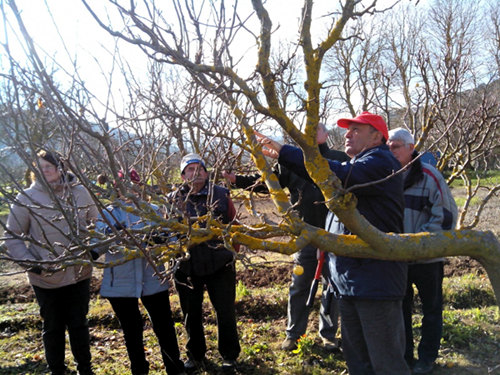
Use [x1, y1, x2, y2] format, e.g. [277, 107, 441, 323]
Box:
[150, 230, 169, 244]
[27, 267, 42, 275]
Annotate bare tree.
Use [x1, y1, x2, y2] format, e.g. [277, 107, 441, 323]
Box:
[0, 0, 499, 305]
[488, 1, 500, 77]
[326, 2, 500, 221]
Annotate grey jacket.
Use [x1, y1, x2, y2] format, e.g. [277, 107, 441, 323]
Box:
[95, 202, 169, 298]
[403, 153, 458, 263]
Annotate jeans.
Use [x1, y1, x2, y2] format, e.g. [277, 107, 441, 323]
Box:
[108, 290, 184, 375]
[33, 279, 93, 375]
[339, 299, 410, 375]
[175, 265, 240, 362]
[286, 246, 339, 341]
[403, 261, 444, 364]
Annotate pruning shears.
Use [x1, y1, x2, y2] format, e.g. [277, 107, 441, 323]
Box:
[306, 250, 325, 307]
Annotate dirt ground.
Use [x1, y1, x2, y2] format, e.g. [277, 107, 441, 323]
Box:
[0, 249, 486, 305]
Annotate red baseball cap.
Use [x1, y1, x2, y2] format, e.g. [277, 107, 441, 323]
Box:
[337, 111, 389, 141]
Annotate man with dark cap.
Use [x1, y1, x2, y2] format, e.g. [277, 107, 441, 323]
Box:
[258, 113, 410, 374]
[168, 153, 240, 373]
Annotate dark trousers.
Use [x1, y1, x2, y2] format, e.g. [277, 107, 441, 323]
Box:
[108, 290, 184, 375]
[286, 246, 339, 341]
[175, 265, 240, 362]
[339, 299, 410, 375]
[403, 261, 444, 364]
[33, 278, 92, 375]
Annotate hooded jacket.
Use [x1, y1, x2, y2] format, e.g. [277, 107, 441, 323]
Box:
[5, 174, 98, 289]
[95, 201, 169, 298]
[279, 144, 407, 300]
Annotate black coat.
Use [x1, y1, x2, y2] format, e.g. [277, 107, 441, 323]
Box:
[233, 143, 349, 228]
[169, 182, 234, 276]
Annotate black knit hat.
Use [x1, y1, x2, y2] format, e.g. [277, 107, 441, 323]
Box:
[37, 149, 63, 169]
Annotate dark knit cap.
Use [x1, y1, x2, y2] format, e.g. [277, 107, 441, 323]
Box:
[37, 149, 63, 168]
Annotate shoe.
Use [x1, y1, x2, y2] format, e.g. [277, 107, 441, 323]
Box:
[322, 337, 340, 352]
[412, 359, 434, 374]
[184, 358, 206, 372]
[281, 337, 298, 351]
[222, 359, 237, 369]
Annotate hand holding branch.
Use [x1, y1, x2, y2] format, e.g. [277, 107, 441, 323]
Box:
[222, 170, 236, 184]
[254, 131, 282, 159]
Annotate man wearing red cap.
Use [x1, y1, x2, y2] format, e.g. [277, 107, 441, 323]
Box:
[223, 124, 349, 353]
[259, 113, 410, 374]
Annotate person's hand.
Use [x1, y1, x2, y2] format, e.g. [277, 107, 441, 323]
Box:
[316, 125, 328, 145]
[222, 170, 236, 184]
[254, 131, 282, 159]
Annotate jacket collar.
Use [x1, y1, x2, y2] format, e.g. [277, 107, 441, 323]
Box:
[180, 180, 210, 196]
[404, 151, 424, 189]
[352, 143, 388, 161]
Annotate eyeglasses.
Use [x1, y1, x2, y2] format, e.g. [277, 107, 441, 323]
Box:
[388, 143, 405, 151]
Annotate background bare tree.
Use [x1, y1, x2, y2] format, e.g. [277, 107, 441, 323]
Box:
[325, 0, 500, 227]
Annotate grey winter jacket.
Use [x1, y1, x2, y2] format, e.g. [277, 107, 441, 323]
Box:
[403, 153, 458, 263]
[95, 202, 169, 298]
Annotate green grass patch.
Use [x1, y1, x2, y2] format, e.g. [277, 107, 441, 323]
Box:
[453, 196, 480, 207]
[236, 280, 251, 301]
[0, 271, 499, 374]
[443, 273, 497, 308]
[442, 307, 499, 352]
[449, 169, 500, 188]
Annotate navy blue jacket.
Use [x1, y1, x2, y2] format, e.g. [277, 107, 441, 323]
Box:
[169, 182, 235, 277]
[279, 144, 407, 300]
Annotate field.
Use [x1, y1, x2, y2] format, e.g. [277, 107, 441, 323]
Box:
[0, 188, 499, 375]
